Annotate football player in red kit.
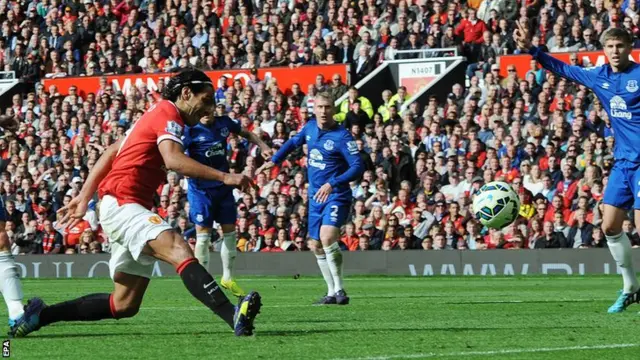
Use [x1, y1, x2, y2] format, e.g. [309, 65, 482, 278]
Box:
[10, 69, 261, 337]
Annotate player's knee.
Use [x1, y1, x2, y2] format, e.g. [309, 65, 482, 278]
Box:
[602, 222, 621, 237]
[167, 234, 195, 267]
[115, 301, 141, 319]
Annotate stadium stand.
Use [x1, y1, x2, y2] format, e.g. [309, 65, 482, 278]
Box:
[0, 0, 629, 254]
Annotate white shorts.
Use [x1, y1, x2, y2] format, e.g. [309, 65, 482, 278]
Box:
[99, 195, 173, 279]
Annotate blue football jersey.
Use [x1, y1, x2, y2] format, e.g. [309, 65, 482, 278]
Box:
[531, 46, 640, 162]
[183, 115, 241, 189]
[272, 119, 364, 200]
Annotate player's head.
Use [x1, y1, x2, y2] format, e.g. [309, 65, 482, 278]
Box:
[314, 92, 334, 126]
[162, 68, 215, 125]
[601, 28, 632, 71]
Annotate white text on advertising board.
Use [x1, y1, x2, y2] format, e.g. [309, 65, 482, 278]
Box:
[408, 263, 624, 276]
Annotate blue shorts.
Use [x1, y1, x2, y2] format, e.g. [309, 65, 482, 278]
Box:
[308, 199, 350, 240]
[187, 185, 237, 227]
[603, 160, 640, 210]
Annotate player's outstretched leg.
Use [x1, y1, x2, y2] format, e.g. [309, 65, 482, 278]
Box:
[9, 274, 149, 338]
[149, 230, 259, 335]
[320, 225, 349, 305]
[218, 227, 246, 298]
[313, 245, 337, 305]
[603, 205, 640, 313]
[0, 225, 25, 329]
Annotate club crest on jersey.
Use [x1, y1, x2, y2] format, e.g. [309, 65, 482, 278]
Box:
[196, 214, 204, 222]
[306, 135, 311, 141]
[220, 127, 229, 137]
[610, 96, 632, 119]
[627, 80, 639, 93]
[165, 121, 183, 137]
[324, 140, 335, 151]
[149, 215, 162, 225]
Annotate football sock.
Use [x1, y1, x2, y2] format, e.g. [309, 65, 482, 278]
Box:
[315, 253, 335, 296]
[221, 231, 237, 282]
[177, 258, 234, 328]
[0, 251, 24, 320]
[606, 232, 639, 293]
[40, 293, 114, 326]
[195, 232, 211, 271]
[324, 242, 344, 292]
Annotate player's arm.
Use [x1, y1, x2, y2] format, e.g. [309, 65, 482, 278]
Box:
[76, 138, 123, 203]
[158, 140, 252, 190]
[328, 135, 365, 189]
[514, 21, 593, 87]
[239, 128, 273, 159]
[258, 124, 308, 173]
[529, 47, 593, 87]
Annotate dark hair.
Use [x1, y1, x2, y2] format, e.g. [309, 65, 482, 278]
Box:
[161, 68, 214, 102]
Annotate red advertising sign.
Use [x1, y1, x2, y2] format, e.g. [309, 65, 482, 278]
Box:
[499, 50, 640, 78]
[42, 64, 350, 97]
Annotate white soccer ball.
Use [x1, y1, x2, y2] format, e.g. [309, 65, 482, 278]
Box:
[472, 181, 521, 229]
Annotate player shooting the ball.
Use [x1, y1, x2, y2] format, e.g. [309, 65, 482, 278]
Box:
[10, 69, 262, 337]
[514, 24, 640, 312]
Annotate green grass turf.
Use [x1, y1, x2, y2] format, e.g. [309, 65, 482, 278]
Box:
[5, 276, 640, 359]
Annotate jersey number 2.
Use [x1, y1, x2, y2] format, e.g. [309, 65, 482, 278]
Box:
[330, 205, 339, 218]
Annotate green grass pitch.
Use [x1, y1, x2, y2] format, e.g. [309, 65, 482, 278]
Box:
[5, 276, 640, 359]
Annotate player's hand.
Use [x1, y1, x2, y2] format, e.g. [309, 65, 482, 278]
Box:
[257, 160, 275, 174]
[260, 147, 274, 160]
[314, 183, 333, 203]
[223, 173, 255, 192]
[0, 115, 18, 132]
[57, 196, 89, 229]
[513, 21, 531, 51]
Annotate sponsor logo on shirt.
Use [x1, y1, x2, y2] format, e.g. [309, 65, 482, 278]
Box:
[166, 121, 183, 137]
[610, 96, 632, 119]
[627, 80, 639, 93]
[346, 141, 359, 155]
[309, 149, 326, 170]
[205, 142, 225, 157]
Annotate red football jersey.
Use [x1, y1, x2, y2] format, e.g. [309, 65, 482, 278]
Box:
[98, 100, 185, 210]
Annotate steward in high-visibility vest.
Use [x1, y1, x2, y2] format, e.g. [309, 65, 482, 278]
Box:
[334, 87, 374, 122]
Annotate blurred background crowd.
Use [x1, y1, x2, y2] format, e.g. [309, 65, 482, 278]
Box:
[0, 0, 633, 254]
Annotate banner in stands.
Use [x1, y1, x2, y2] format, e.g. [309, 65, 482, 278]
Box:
[397, 61, 446, 95]
[41, 64, 350, 97]
[11, 249, 638, 278]
[499, 50, 640, 79]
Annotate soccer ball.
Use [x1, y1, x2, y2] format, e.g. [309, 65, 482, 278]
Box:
[472, 181, 520, 229]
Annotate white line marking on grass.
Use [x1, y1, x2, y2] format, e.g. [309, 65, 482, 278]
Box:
[331, 343, 640, 360]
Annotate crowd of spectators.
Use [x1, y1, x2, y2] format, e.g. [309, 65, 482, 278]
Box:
[0, 0, 635, 254]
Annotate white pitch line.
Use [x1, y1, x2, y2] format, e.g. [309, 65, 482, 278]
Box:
[331, 343, 640, 360]
[141, 298, 604, 311]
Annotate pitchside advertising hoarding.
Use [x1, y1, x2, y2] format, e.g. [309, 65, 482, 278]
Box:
[499, 50, 640, 79]
[41, 64, 350, 97]
[10, 249, 639, 278]
[397, 61, 446, 95]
